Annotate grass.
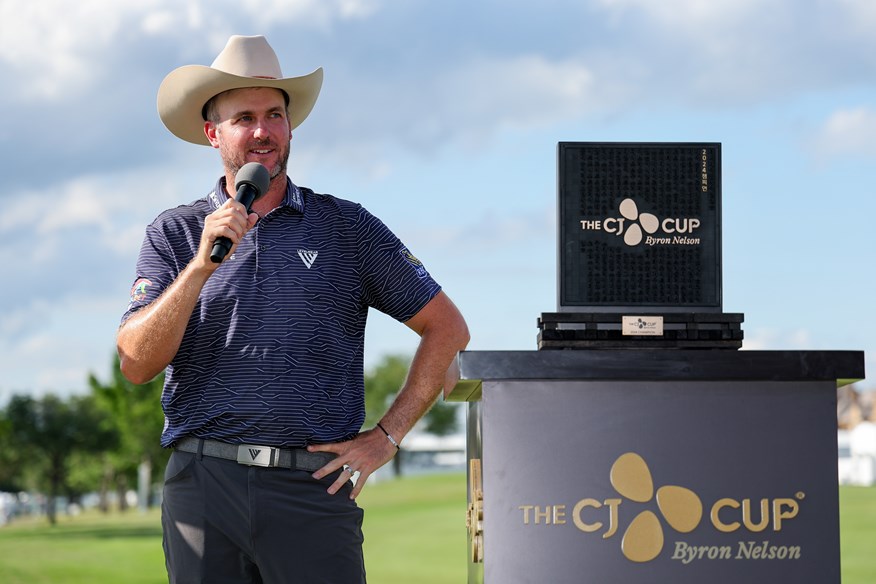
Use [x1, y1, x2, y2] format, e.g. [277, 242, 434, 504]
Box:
[0, 512, 165, 584]
[0, 473, 467, 584]
[840, 486, 876, 582]
[0, 477, 873, 583]
[359, 473, 467, 583]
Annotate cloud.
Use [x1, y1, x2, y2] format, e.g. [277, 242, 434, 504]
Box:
[439, 55, 599, 138]
[294, 0, 876, 162]
[835, 0, 876, 35]
[742, 328, 814, 351]
[307, 52, 606, 166]
[4, 0, 876, 192]
[0, 294, 123, 400]
[586, 0, 876, 106]
[811, 107, 876, 162]
[0, 1, 380, 190]
[408, 203, 555, 253]
[0, 164, 197, 253]
[0, 0, 381, 96]
[0, 1, 124, 99]
[594, 0, 765, 30]
[1, 0, 875, 402]
[0, 159, 215, 351]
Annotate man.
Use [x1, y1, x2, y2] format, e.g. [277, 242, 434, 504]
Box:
[117, 35, 469, 583]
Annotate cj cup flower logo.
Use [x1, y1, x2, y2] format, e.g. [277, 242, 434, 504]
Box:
[618, 199, 659, 246]
[610, 453, 703, 562]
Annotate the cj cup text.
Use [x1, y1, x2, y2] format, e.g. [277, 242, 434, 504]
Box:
[583, 217, 701, 237]
[526, 495, 801, 536]
[577, 198, 704, 247]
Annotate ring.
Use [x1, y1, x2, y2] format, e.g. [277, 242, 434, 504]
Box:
[346, 467, 358, 475]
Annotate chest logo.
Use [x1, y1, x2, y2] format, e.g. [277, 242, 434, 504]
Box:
[298, 249, 319, 269]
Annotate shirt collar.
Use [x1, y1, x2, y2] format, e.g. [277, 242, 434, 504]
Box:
[211, 176, 305, 214]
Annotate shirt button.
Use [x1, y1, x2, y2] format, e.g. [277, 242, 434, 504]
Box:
[260, 245, 267, 251]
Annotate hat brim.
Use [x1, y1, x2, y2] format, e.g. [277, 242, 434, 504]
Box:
[157, 65, 323, 146]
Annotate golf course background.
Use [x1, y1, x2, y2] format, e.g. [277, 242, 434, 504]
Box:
[0, 474, 873, 583]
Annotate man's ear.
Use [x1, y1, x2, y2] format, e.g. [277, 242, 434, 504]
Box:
[205, 122, 220, 149]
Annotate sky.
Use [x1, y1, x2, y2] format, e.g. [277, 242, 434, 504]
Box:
[0, 0, 873, 404]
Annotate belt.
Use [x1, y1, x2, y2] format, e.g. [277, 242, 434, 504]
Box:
[174, 437, 336, 472]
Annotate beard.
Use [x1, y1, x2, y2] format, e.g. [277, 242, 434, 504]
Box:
[219, 136, 290, 185]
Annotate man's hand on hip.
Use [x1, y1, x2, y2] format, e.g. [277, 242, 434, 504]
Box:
[308, 428, 398, 499]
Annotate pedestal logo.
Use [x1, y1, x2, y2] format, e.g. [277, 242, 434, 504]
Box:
[518, 452, 804, 564]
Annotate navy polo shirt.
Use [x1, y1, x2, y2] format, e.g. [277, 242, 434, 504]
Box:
[123, 177, 441, 448]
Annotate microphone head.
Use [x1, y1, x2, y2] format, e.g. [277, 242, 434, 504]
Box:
[234, 162, 271, 201]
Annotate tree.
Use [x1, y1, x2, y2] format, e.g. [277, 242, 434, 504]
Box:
[364, 354, 460, 476]
[88, 354, 168, 511]
[364, 354, 460, 435]
[0, 411, 26, 492]
[363, 355, 411, 430]
[5, 394, 117, 525]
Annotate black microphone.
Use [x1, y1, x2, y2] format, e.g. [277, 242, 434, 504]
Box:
[210, 162, 271, 263]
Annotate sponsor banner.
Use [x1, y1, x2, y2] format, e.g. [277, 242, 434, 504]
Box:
[480, 379, 839, 583]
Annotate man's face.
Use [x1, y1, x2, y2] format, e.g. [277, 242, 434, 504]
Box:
[205, 87, 292, 181]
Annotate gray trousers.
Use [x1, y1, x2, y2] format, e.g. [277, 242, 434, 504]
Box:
[161, 450, 366, 583]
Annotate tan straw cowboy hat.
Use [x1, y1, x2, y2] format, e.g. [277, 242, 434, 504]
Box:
[157, 35, 323, 146]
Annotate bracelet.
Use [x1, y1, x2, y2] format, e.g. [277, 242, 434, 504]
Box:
[376, 422, 401, 450]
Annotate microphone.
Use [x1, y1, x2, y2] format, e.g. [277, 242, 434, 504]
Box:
[210, 162, 271, 263]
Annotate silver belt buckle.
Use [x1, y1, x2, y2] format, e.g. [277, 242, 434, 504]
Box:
[237, 444, 279, 467]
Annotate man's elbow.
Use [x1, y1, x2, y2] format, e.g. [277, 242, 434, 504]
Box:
[440, 295, 470, 352]
[409, 291, 470, 351]
[454, 319, 471, 352]
[443, 311, 470, 354]
[117, 352, 156, 385]
[118, 361, 142, 384]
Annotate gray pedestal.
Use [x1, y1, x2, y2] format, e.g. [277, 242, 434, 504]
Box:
[447, 350, 865, 584]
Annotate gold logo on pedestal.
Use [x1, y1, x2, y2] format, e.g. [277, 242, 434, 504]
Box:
[609, 453, 702, 562]
[518, 451, 804, 564]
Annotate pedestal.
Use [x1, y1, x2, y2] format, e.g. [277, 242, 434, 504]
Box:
[447, 350, 865, 584]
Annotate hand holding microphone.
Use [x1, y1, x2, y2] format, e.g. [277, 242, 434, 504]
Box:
[210, 162, 271, 263]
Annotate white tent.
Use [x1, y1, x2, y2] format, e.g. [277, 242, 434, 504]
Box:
[839, 422, 876, 486]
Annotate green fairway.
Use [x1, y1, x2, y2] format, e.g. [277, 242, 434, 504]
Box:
[840, 486, 876, 582]
[0, 473, 468, 584]
[0, 511, 165, 584]
[359, 473, 467, 583]
[0, 476, 873, 583]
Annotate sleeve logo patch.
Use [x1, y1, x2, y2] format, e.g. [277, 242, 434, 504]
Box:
[130, 278, 152, 303]
[399, 248, 427, 278]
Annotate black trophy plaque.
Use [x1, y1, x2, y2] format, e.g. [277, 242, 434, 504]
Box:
[558, 142, 722, 313]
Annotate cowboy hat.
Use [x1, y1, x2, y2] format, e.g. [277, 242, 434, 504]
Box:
[157, 35, 323, 146]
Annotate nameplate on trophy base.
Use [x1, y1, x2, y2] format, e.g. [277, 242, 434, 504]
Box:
[622, 315, 664, 336]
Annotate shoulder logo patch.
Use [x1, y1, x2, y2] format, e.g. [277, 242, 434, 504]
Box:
[130, 278, 152, 303]
[298, 249, 318, 269]
[400, 248, 427, 278]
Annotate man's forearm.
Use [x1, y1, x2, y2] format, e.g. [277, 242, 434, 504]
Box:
[117, 261, 212, 384]
[378, 293, 470, 442]
[307, 291, 468, 497]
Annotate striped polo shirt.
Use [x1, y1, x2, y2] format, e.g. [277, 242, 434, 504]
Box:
[123, 177, 441, 448]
